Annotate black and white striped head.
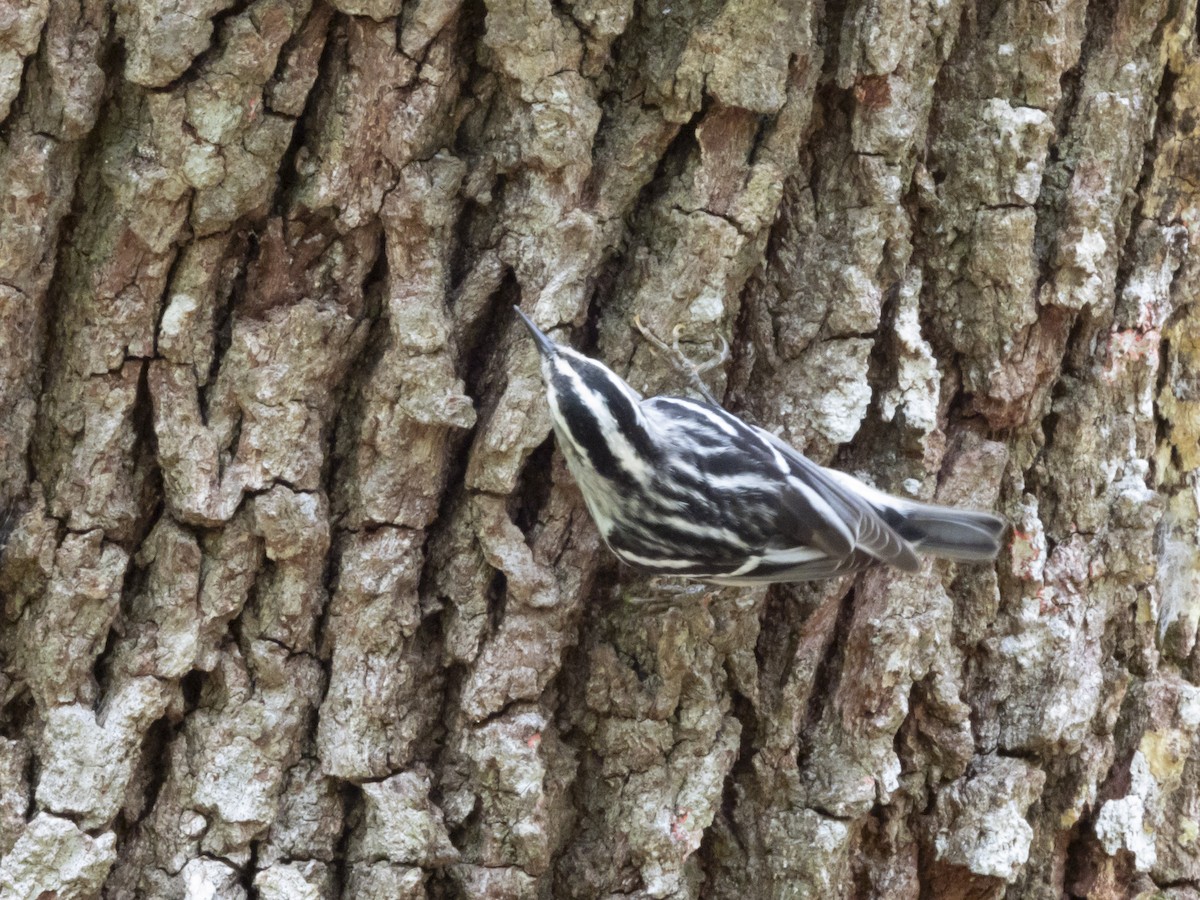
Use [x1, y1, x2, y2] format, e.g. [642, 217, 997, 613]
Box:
[513, 306, 657, 486]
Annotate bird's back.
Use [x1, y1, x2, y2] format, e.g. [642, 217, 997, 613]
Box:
[636, 395, 932, 583]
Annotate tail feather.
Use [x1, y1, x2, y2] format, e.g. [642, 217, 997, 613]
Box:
[884, 503, 1007, 562]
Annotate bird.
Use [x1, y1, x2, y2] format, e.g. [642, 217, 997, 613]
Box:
[513, 306, 1007, 585]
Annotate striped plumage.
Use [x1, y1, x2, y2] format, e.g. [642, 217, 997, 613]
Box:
[515, 307, 1007, 585]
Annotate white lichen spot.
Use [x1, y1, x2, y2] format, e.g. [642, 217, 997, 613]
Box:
[808, 812, 851, 854]
[255, 864, 323, 900]
[687, 290, 725, 324]
[1156, 529, 1200, 646]
[1094, 750, 1158, 872]
[183, 139, 226, 190]
[880, 282, 939, 435]
[934, 765, 1047, 878]
[811, 341, 874, 445]
[1075, 228, 1109, 271]
[1113, 457, 1154, 504]
[1180, 819, 1200, 847]
[1122, 226, 1185, 332]
[816, 377, 872, 445]
[880, 753, 901, 797]
[183, 858, 231, 900]
[1014, 160, 1043, 207]
[1010, 496, 1047, 583]
[1101, 329, 1161, 385]
[940, 812, 1033, 880]
[182, 810, 208, 838]
[981, 100, 1051, 204]
[160, 293, 199, 341]
[1179, 687, 1200, 730]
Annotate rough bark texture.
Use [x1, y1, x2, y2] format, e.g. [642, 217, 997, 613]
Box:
[0, 0, 1198, 897]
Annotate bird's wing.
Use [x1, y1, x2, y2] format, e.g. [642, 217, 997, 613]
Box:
[776, 480, 854, 558]
[705, 548, 877, 585]
[754, 426, 921, 573]
[640, 395, 920, 574]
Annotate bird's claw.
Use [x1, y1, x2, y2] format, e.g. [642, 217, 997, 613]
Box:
[695, 333, 729, 375]
[622, 577, 716, 609]
[633, 316, 728, 405]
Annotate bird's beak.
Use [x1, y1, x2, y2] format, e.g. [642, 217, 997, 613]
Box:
[513, 306, 556, 357]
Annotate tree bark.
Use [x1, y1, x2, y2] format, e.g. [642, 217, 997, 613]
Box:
[1, 0, 1198, 897]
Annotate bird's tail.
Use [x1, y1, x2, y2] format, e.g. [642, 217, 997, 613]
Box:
[883, 501, 1008, 561]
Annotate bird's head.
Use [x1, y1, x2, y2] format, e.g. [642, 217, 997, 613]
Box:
[513, 306, 655, 484]
[513, 306, 643, 403]
[513, 305, 558, 380]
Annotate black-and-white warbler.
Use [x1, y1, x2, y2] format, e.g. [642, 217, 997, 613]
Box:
[515, 307, 1006, 584]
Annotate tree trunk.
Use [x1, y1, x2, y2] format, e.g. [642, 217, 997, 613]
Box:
[1, 0, 1198, 896]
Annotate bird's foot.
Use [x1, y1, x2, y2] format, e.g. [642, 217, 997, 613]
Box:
[621, 576, 716, 610]
[633, 315, 729, 405]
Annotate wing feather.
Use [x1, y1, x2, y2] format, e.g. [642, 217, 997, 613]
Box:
[752, 426, 921, 573]
[706, 549, 877, 585]
[641, 395, 922, 581]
